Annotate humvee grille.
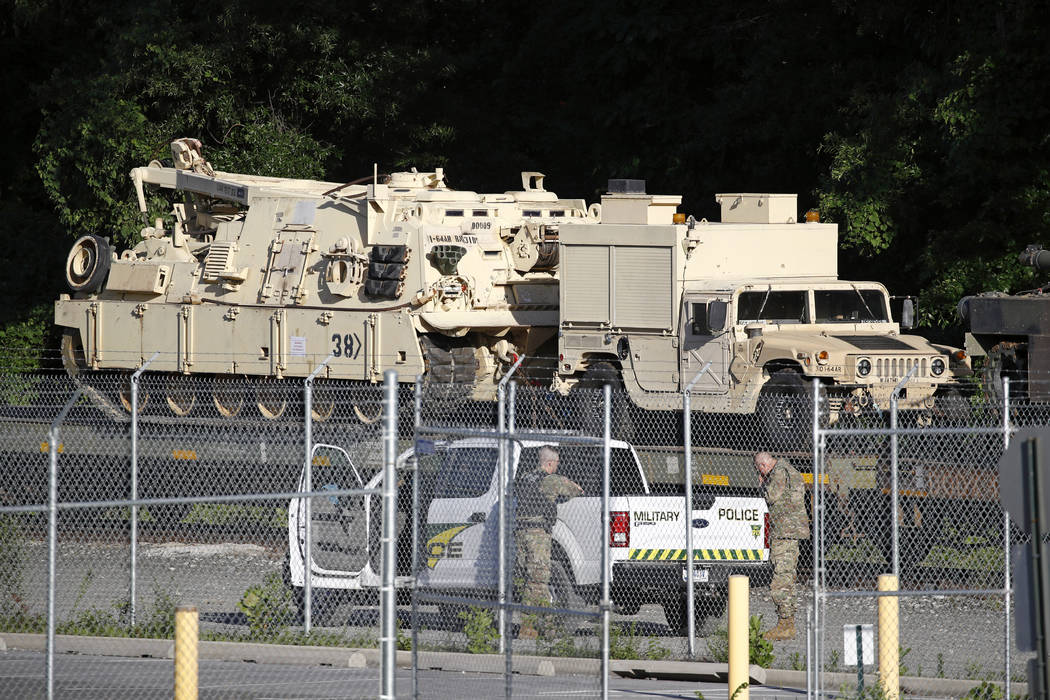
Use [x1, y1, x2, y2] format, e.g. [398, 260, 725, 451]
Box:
[874, 357, 928, 379]
[835, 335, 912, 351]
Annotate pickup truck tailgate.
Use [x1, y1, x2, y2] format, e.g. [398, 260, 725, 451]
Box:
[614, 495, 769, 562]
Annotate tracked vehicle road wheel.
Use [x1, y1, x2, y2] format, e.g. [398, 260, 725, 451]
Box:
[212, 377, 245, 418]
[353, 402, 383, 424]
[65, 235, 111, 293]
[165, 375, 197, 417]
[310, 381, 337, 422]
[256, 379, 288, 420]
[60, 330, 124, 420]
[118, 375, 149, 415]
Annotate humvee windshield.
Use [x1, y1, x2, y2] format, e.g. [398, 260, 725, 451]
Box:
[813, 289, 888, 323]
[737, 291, 807, 323]
[735, 288, 889, 324]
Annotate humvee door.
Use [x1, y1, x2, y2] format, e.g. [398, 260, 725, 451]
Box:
[680, 296, 730, 394]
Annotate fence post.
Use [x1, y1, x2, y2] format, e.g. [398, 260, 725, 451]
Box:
[877, 574, 899, 700]
[806, 602, 813, 700]
[380, 370, 398, 700]
[810, 378, 822, 699]
[683, 363, 711, 658]
[411, 375, 422, 700]
[130, 351, 159, 628]
[889, 366, 918, 578]
[497, 355, 524, 661]
[174, 605, 199, 700]
[602, 383, 611, 700]
[728, 575, 750, 700]
[505, 379, 520, 700]
[303, 354, 334, 634]
[47, 387, 82, 700]
[1004, 376, 1011, 700]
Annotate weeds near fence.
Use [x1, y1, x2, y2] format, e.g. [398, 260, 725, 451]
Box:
[706, 614, 774, 667]
[836, 680, 890, 700]
[608, 622, 670, 661]
[0, 514, 28, 622]
[960, 680, 1029, 700]
[459, 606, 499, 654]
[238, 572, 297, 639]
[899, 644, 911, 677]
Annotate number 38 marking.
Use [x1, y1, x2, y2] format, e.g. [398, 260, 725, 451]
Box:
[331, 333, 360, 359]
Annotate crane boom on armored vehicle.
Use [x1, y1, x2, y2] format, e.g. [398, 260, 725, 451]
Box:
[55, 139, 587, 420]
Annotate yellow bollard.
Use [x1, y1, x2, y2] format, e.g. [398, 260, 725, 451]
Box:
[174, 605, 199, 700]
[728, 575, 750, 700]
[877, 574, 899, 700]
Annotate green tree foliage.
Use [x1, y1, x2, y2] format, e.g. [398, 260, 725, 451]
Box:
[1, 0, 1049, 361]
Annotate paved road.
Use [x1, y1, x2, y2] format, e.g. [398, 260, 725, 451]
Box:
[0, 649, 804, 699]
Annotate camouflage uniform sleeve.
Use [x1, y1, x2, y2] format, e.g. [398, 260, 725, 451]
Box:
[540, 474, 584, 501]
[765, 465, 788, 507]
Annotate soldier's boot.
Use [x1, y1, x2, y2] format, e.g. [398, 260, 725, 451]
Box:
[763, 617, 796, 641]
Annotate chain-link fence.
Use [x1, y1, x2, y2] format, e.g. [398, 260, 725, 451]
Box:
[807, 377, 1028, 699]
[0, 360, 1042, 698]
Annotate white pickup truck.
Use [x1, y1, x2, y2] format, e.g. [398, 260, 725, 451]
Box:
[287, 438, 771, 633]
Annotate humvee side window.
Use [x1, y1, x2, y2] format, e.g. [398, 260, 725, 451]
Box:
[688, 300, 727, 335]
[814, 289, 888, 323]
[690, 303, 708, 335]
[737, 291, 807, 323]
[434, 447, 498, 499]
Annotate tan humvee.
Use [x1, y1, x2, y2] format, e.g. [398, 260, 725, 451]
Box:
[55, 139, 585, 418]
[556, 182, 970, 439]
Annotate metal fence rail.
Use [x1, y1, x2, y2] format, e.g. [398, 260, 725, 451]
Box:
[0, 363, 1043, 698]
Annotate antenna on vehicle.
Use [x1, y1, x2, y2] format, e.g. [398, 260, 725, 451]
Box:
[374, 163, 378, 187]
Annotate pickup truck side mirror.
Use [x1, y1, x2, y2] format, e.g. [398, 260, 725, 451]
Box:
[708, 300, 728, 333]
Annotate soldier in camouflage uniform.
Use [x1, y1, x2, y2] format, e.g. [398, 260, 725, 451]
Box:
[513, 446, 584, 638]
[754, 450, 810, 641]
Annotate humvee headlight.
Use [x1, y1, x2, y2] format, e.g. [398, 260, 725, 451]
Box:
[931, 358, 946, 376]
[817, 350, 830, 365]
[857, 358, 872, 377]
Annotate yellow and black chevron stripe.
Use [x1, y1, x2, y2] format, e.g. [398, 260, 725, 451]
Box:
[627, 549, 765, 561]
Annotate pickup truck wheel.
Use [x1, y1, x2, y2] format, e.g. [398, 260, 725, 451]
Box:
[664, 593, 728, 637]
[550, 559, 584, 610]
[758, 370, 813, 451]
[292, 586, 342, 626]
[615, 595, 641, 616]
[437, 603, 466, 630]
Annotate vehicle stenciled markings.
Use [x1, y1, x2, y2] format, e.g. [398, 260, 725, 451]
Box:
[425, 524, 472, 568]
[627, 549, 766, 561]
[331, 332, 362, 359]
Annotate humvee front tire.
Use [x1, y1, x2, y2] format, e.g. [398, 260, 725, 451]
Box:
[758, 370, 812, 451]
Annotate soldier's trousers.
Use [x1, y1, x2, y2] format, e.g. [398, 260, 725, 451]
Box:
[770, 538, 800, 619]
[514, 527, 552, 607]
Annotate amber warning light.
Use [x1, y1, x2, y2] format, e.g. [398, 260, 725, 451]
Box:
[805, 209, 820, 223]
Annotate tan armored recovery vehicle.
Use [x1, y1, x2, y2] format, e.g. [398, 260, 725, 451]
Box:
[556, 180, 971, 445]
[55, 138, 587, 419]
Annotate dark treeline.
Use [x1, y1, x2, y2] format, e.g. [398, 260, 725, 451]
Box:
[2, 0, 1048, 359]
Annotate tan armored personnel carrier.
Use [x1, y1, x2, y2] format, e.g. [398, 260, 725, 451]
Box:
[556, 181, 971, 443]
[55, 138, 588, 419]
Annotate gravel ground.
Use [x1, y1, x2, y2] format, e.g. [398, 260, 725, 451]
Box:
[7, 537, 1032, 686]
